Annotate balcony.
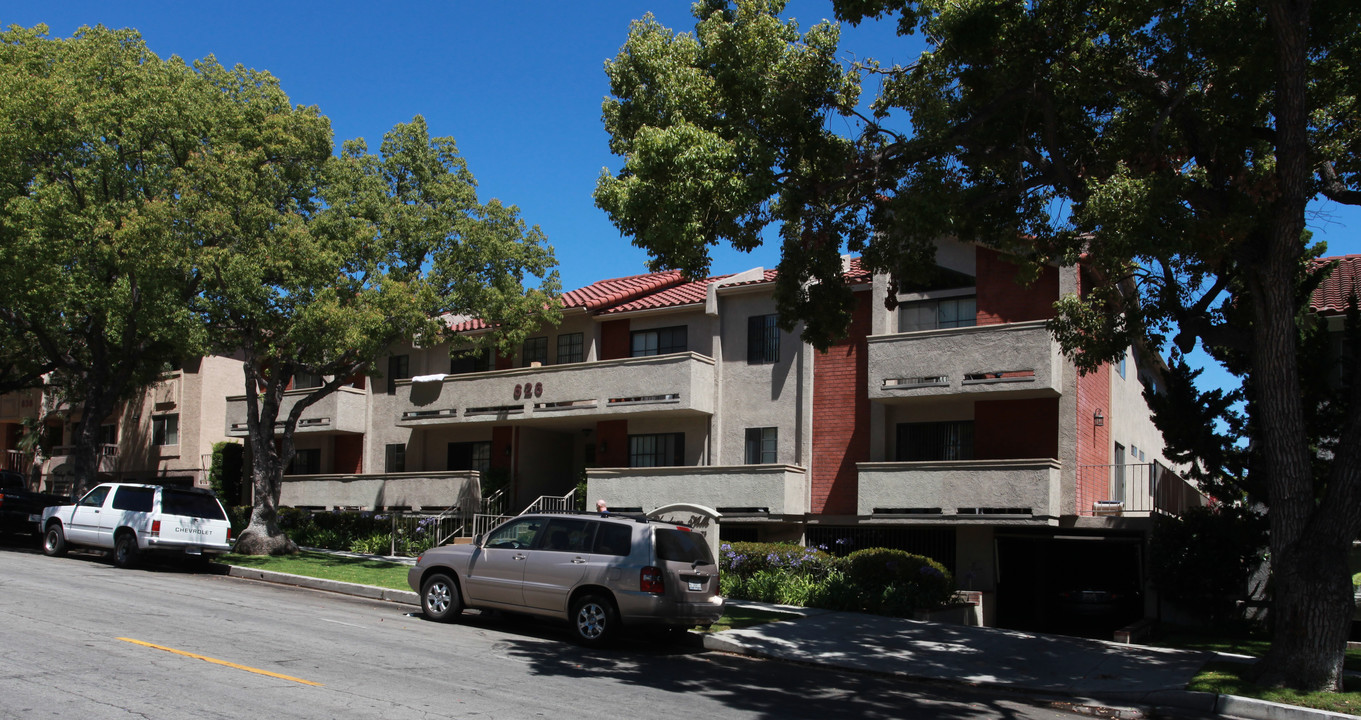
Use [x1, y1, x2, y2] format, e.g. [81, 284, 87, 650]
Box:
[0, 389, 41, 422]
[396, 352, 716, 427]
[279, 470, 481, 512]
[856, 458, 1062, 522]
[226, 386, 368, 437]
[1078, 462, 1207, 517]
[867, 321, 1063, 402]
[587, 464, 807, 517]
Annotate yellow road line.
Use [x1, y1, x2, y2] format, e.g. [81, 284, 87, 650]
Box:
[116, 637, 323, 686]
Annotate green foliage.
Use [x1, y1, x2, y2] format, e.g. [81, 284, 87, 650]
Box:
[208, 442, 245, 505]
[1150, 505, 1269, 629]
[719, 541, 954, 616]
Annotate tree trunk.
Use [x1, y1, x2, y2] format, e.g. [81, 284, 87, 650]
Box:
[233, 426, 297, 555]
[1256, 534, 1353, 690]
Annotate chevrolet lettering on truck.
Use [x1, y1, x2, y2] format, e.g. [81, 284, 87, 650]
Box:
[41, 483, 234, 569]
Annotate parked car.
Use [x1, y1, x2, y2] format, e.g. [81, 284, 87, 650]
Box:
[41, 483, 234, 568]
[0, 469, 68, 537]
[408, 512, 724, 645]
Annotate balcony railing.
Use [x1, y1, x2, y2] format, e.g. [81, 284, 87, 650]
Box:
[867, 321, 1063, 401]
[4, 449, 31, 472]
[856, 458, 1063, 521]
[1077, 462, 1206, 516]
[396, 352, 716, 426]
[226, 386, 368, 437]
[587, 464, 807, 516]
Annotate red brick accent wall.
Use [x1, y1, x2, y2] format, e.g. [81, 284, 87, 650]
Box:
[491, 426, 514, 471]
[1074, 365, 1111, 514]
[974, 398, 1059, 460]
[595, 419, 628, 468]
[600, 319, 630, 360]
[811, 293, 871, 515]
[494, 352, 513, 371]
[975, 247, 1060, 325]
[332, 435, 363, 474]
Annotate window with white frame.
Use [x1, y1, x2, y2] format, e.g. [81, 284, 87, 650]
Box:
[744, 427, 777, 464]
[151, 414, 179, 446]
[897, 296, 977, 333]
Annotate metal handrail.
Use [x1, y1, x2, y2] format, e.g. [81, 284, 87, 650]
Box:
[519, 488, 577, 515]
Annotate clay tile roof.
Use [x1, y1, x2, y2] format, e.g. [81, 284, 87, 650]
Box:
[560, 270, 687, 311]
[601, 273, 733, 314]
[1310, 255, 1361, 314]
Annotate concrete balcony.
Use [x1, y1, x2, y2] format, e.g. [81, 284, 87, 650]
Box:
[0, 389, 42, 422]
[279, 470, 481, 512]
[587, 464, 807, 517]
[867, 321, 1063, 402]
[396, 352, 716, 427]
[225, 386, 368, 437]
[856, 458, 1062, 522]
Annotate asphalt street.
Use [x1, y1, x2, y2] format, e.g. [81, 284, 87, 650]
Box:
[0, 543, 1082, 720]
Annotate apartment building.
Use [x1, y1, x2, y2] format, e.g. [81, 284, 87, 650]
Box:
[1, 355, 245, 494]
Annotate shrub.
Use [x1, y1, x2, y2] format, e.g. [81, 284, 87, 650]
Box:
[350, 533, 393, 555]
[841, 548, 955, 615]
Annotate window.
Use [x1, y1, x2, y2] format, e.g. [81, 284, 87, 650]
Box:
[447, 441, 491, 474]
[287, 448, 321, 476]
[897, 296, 977, 333]
[537, 518, 594, 553]
[162, 488, 227, 520]
[1113, 443, 1127, 499]
[628, 432, 685, 467]
[591, 522, 632, 556]
[152, 415, 179, 446]
[77, 486, 110, 508]
[895, 421, 974, 461]
[556, 332, 584, 364]
[387, 355, 410, 395]
[744, 427, 778, 464]
[98, 423, 117, 446]
[747, 315, 780, 364]
[385, 443, 407, 473]
[656, 528, 715, 563]
[485, 517, 544, 549]
[522, 336, 548, 367]
[111, 486, 154, 513]
[293, 372, 323, 390]
[1118, 351, 1127, 379]
[450, 348, 491, 375]
[630, 326, 687, 357]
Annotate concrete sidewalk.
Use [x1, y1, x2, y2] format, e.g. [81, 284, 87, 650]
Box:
[219, 562, 1356, 720]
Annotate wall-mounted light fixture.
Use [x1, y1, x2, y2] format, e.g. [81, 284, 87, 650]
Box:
[1094, 409, 1105, 427]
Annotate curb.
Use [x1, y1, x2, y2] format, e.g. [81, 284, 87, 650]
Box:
[214, 565, 1352, 720]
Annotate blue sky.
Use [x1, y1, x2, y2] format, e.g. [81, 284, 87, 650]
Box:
[6, 1, 1359, 395]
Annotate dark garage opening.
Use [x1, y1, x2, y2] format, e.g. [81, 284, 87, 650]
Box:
[995, 533, 1144, 638]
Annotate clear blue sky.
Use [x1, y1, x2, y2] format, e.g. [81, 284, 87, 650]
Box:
[6, 0, 1358, 397]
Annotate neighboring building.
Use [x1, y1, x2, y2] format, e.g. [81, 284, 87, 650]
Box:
[0, 356, 245, 494]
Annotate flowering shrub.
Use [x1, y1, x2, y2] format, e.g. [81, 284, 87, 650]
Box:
[718, 541, 954, 616]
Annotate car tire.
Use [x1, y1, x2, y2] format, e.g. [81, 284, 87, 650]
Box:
[42, 524, 66, 557]
[421, 572, 463, 622]
[570, 593, 617, 646]
[113, 532, 140, 569]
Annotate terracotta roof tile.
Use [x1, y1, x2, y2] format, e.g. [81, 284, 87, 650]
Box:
[560, 270, 687, 310]
[1310, 255, 1361, 314]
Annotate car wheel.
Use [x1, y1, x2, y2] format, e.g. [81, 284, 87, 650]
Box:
[570, 593, 617, 646]
[42, 524, 67, 557]
[421, 572, 463, 622]
[113, 532, 139, 569]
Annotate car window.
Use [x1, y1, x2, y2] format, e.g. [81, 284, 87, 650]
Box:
[161, 489, 227, 520]
[536, 518, 594, 553]
[655, 528, 714, 564]
[485, 517, 543, 549]
[591, 522, 632, 557]
[111, 486, 155, 513]
[77, 486, 111, 508]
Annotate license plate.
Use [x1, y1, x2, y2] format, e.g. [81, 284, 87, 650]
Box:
[688, 581, 703, 591]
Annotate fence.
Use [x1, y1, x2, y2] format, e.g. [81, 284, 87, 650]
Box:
[1077, 461, 1206, 516]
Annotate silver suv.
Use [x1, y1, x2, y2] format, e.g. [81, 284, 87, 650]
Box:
[408, 512, 724, 645]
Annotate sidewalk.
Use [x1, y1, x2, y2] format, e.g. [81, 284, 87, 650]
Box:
[218, 561, 1356, 720]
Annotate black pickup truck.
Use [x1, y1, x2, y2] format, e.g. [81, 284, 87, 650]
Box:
[0, 469, 68, 536]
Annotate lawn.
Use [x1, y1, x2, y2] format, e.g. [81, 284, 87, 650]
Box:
[1152, 627, 1361, 713]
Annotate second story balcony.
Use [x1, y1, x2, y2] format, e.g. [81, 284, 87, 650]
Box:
[226, 386, 369, 437]
[396, 352, 716, 427]
[1077, 462, 1207, 517]
[857, 458, 1063, 522]
[587, 464, 808, 517]
[0, 389, 42, 422]
[867, 321, 1064, 402]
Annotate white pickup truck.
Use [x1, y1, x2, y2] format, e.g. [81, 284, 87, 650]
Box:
[41, 483, 234, 568]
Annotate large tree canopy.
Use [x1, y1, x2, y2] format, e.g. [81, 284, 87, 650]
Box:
[0, 25, 221, 490]
[596, 0, 1361, 691]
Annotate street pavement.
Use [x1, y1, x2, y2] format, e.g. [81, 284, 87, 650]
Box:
[221, 557, 1359, 720]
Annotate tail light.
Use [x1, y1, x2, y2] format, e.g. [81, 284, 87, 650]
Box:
[640, 566, 665, 594]
[150, 520, 161, 537]
[228, 527, 235, 541]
